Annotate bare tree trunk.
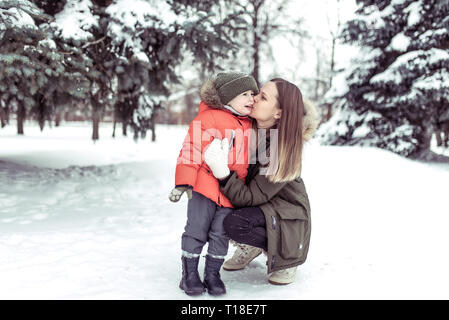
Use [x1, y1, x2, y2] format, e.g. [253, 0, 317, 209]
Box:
[422, 126, 433, 152]
[251, 1, 263, 85]
[326, 0, 341, 122]
[435, 130, 443, 146]
[315, 49, 321, 101]
[252, 38, 260, 84]
[151, 121, 156, 142]
[328, 0, 340, 89]
[92, 114, 100, 141]
[122, 122, 127, 136]
[112, 104, 117, 138]
[411, 126, 449, 162]
[326, 103, 333, 122]
[92, 106, 100, 141]
[150, 105, 160, 142]
[36, 94, 46, 132]
[329, 36, 336, 89]
[0, 101, 6, 127]
[442, 122, 449, 147]
[112, 120, 116, 138]
[0, 107, 6, 128]
[112, 103, 119, 138]
[55, 112, 61, 127]
[17, 104, 25, 135]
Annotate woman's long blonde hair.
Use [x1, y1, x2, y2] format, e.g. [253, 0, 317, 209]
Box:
[265, 78, 317, 183]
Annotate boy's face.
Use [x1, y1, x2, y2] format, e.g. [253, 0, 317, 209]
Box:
[227, 90, 255, 115]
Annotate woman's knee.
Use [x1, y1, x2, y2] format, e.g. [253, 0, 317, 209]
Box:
[223, 212, 248, 236]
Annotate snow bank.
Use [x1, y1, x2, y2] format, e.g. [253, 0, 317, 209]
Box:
[1, 123, 449, 299]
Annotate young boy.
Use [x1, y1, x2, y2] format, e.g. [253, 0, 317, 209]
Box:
[169, 72, 258, 296]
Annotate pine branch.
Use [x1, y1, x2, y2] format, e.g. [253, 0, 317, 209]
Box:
[82, 36, 106, 49]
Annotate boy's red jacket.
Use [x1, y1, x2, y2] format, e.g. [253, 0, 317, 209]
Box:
[175, 101, 252, 208]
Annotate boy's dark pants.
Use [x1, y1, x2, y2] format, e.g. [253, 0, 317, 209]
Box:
[182, 191, 233, 257]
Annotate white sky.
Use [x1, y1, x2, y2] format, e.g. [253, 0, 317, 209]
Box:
[263, 0, 359, 85]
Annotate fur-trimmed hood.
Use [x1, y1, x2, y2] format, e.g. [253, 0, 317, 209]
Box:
[199, 78, 320, 142]
[199, 78, 224, 110]
[302, 98, 319, 142]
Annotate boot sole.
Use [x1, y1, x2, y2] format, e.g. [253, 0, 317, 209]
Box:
[223, 266, 245, 271]
[179, 283, 206, 296]
[204, 284, 226, 296]
[223, 252, 262, 271]
[207, 289, 226, 296]
[268, 279, 294, 285]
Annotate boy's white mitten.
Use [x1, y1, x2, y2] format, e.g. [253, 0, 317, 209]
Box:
[204, 138, 230, 179]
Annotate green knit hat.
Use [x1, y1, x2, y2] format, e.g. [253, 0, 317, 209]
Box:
[214, 72, 259, 105]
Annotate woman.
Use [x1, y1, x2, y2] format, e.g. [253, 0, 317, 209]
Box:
[204, 78, 318, 285]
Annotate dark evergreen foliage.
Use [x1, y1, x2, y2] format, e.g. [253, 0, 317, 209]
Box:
[320, 0, 449, 159]
[1, 0, 246, 140]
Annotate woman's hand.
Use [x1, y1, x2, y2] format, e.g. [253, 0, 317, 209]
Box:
[204, 138, 230, 179]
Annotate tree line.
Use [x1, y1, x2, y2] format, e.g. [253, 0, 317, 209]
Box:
[0, 0, 309, 141]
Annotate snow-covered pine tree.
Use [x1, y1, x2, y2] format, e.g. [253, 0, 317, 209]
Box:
[107, 0, 244, 141]
[0, 0, 51, 134]
[50, 0, 115, 141]
[83, 4, 116, 141]
[0, 0, 92, 133]
[30, 0, 94, 131]
[35, 36, 93, 128]
[106, 0, 163, 140]
[319, 0, 449, 159]
[46, 0, 243, 141]
[32, 0, 67, 16]
[29, 1, 92, 128]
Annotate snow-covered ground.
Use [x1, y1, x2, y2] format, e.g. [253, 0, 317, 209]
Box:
[1, 122, 448, 299]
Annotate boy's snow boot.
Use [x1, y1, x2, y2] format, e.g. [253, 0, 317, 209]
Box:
[223, 242, 262, 271]
[179, 256, 206, 295]
[204, 255, 226, 296]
